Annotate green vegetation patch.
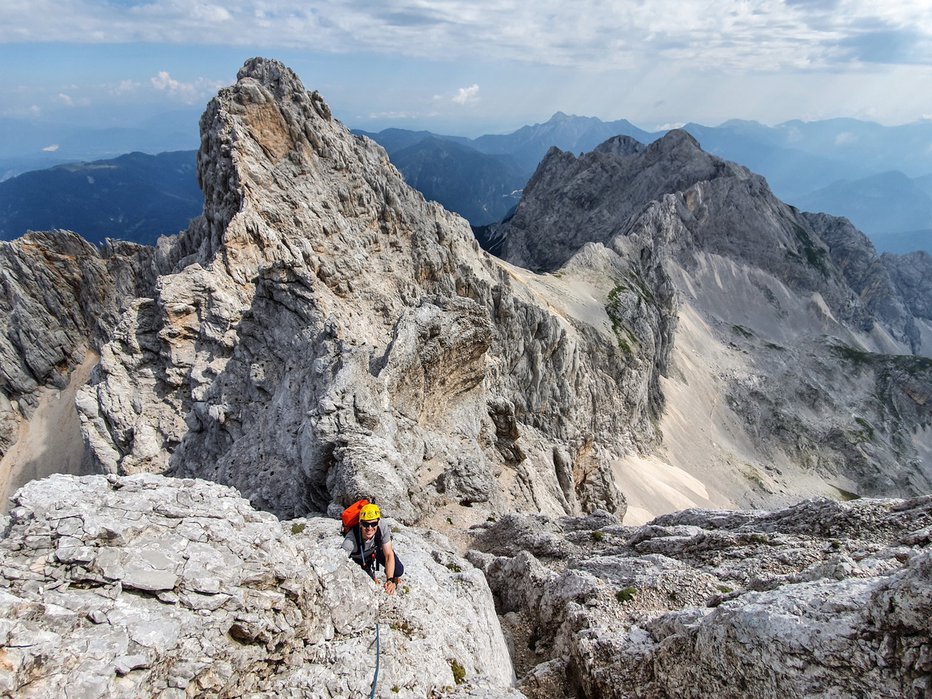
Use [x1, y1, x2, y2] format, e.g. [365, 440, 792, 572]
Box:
[616, 586, 637, 603]
[831, 485, 861, 502]
[791, 223, 829, 275]
[853, 416, 875, 442]
[830, 342, 932, 375]
[290, 522, 306, 535]
[450, 659, 466, 685]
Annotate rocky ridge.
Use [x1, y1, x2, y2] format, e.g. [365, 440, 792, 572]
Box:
[2, 473, 928, 697]
[491, 124, 932, 508]
[74, 58, 680, 523]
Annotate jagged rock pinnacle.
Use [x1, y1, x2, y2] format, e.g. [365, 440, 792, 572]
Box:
[77, 58, 664, 523]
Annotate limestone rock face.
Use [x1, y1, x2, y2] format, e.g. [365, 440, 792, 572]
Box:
[0, 473, 516, 698]
[881, 250, 932, 330]
[497, 132, 716, 272]
[804, 212, 927, 351]
[467, 496, 932, 698]
[0, 232, 155, 457]
[75, 58, 671, 521]
[490, 123, 932, 507]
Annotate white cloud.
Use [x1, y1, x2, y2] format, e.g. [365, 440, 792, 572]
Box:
[190, 4, 232, 22]
[113, 79, 140, 95]
[835, 131, 858, 145]
[150, 71, 221, 104]
[42, 144, 59, 152]
[452, 84, 480, 106]
[2, 1, 932, 128]
[57, 92, 73, 106]
[152, 71, 184, 91]
[1, 1, 930, 72]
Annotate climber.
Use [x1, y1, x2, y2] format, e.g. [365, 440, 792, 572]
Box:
[342, 503, 404, 595]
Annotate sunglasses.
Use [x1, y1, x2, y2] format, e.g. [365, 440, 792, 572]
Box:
[360, 520, 380, 529]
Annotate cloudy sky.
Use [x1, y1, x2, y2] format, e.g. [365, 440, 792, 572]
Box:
[3, 0, 932, 137]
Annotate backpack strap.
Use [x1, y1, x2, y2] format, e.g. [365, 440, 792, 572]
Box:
[374, 526, 383, 571]
[354, 524, 379, 578]
[353, 525, 364, 564]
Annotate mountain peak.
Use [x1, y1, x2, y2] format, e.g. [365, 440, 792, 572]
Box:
[653, 128, 702, 152]
[593, 134, 645, 157]
[236, 57, 306, 98]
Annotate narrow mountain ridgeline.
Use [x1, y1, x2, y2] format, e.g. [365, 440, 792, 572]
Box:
[4, 474, 927, 698]
[0, 473, 519, 697]
[1, 59, 931, 698]
[75, 58, 672, 525]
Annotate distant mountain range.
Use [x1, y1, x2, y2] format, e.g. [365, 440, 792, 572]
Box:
[360, 114, 932, 254]
[0, 151, 200, 245]
[386, 136, 527, 226]
[795, 171, 932, 255]
[1, 112, 930, 253]
[0, 110, 200, 181]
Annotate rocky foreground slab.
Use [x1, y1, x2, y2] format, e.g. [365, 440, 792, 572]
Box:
[469, 495, 931, 697]
[1, 473, 929, 698]
[0, 474, 514, 698]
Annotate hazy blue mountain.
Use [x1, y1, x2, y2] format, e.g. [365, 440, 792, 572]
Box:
[353, 128, 472, 155]
[681, 122, 863, 200]
[914, 174, 932, 199]
[0, 110, 200, 179]
[795, 171, 932, 233]
[687, 118, 932, 195]
[470, 112, 657, 172]
[772, 118, 932, 177]
[0, 150, 200, 245]
[361, 113, 659, 226]
[870, 230, 932, 255]
[389, 137, 526, 226]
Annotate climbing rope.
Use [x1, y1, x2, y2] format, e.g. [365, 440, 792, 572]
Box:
[369, 622, 381, 699]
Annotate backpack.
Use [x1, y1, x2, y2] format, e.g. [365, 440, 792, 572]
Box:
[341, 499, 370, 534]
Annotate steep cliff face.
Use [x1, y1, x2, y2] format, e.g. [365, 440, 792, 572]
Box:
[75, 58, 674, 522]
[0, 232, 153, 443]
[0, 232, 156, 507]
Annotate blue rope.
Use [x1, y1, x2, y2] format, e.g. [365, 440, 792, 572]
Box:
[369, 622, 381, 699]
